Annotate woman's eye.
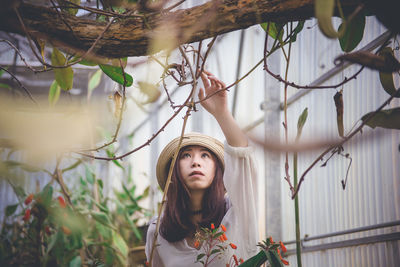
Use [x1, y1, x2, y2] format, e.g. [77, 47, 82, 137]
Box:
[182, 153, 191, 158]
[202, 153, 210, 158]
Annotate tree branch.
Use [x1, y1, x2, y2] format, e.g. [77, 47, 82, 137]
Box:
[0, 0, 360, 58]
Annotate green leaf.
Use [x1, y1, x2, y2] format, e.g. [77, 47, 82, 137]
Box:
[99, 64, 133, 87]
[361, 107, 400, 129]
[69, 255, 81, 267]
[88, 69, 102, 97]
[339, 12, 365, 52]
[315, 0, 344, 38]
[379, 48, 400, 98]
[260, 22, 284, 41]
[196, 253, 205, 261]
[49, 80, 61, 105]
[289, 21, 305, 42]
[0, 83, 11, 89]
[238, 250, 267, 267]
[13, 186, 26, 198]
[97, 179, 104, 189]
[3, 160, 42, 172]
[112, 231, 128, 258]
[270, 250, 284, 267]
[91, 211, 114, 229]
[51, 47, 73, 91]
[296, 107, 308, 141]
[85, 165, 95, 185]
[40, 184, 54, 207]
[5, 204, 18, 216]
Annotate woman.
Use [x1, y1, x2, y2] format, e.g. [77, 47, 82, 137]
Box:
[145, 71, 259, 266]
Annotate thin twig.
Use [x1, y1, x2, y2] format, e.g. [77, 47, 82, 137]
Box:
[292, 87, 400, 199]
[0, 66, 38, 105]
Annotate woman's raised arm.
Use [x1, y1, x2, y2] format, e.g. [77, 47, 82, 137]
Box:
[198, 71, 248, 147]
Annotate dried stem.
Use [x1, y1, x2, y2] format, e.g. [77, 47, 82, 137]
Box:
[292, 87, 400, 199]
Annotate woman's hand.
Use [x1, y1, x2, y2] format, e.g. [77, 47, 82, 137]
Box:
[198, 71, 248, 147]
[198, 71, 228, 117]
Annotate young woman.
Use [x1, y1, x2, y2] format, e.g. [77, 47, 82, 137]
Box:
[145, 71, 259, 266]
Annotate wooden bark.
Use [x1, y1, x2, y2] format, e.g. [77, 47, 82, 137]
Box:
[0, 0, 360, 58]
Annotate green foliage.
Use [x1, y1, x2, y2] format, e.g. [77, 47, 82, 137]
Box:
[49, 80, 61, 106]
[339, 12, 365, 52]
[315, 0, 344, 38]
[0, 161, 150, 266]
[362, 107, 400, 129]
[99, 64, 133, 87]
[379, 47, 400, 98]
[51, 47, 74, 91]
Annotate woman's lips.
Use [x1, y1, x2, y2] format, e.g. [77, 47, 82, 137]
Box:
[189, 171, 204, 176]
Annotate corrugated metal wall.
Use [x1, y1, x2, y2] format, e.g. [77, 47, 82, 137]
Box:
[280, 17, 400, 266]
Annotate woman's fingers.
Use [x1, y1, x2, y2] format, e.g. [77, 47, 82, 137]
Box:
[200, 72, 211, 89]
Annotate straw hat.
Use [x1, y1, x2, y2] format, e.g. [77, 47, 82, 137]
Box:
[156, 132, 224, 190]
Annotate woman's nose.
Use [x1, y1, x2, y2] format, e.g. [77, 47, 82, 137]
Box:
[191, 155, 201, 167]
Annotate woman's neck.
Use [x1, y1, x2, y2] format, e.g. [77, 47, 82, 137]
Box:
[189, 190, 204, 213]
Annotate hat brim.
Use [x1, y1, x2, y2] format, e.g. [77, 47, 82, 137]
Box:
[156, 133, 224, 190]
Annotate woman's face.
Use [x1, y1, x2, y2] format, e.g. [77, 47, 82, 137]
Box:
[178, 145, 216, 192]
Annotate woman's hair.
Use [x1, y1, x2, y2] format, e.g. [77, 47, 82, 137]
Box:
[159, 146, 226, 242]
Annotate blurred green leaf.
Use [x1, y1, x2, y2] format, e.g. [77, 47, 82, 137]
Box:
[69, 255, 81, 267]
[361, 107, 400, 129]
[3, 160, 43, 173]
[239, 250, 267, 267]
[91, 211, 115, 229]
[296, 107, 308, 141]
[97, 179, 104, 189]
[99, 64, 133, 87]
[379, 47, 400, 98]
[339, 12, 365, 52]
[51, 47, 73, 91]
[112, 231, 128, 258]
[49, 80, 61, 106]
[5, 204, 18, 216]
[88, 69, 102, 97]
[85, 165, 95, 185]
[0, 83, 11, 89]
[315, 0, 344, 38]
[270, 250, 284, 267]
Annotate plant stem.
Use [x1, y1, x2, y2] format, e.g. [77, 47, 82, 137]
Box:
[293, 152, 302, 267]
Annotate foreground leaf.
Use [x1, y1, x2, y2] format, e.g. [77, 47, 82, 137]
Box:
[51, 47, 74, 90]
[138, 81, 161, 104]
[361, 108, 400, 130]
[238, 250, 267, 267]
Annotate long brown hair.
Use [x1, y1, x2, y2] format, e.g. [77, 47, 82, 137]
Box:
[159, 147, 226, 242]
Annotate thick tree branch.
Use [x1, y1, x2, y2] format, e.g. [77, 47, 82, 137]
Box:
[0, 0, 360, 58]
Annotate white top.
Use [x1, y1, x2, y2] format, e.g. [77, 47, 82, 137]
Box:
[145, 142, 259, 266]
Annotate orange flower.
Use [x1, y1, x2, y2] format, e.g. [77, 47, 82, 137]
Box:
[281, 259, 289, 265]
[61, 226, 71, 235]
[23, 209, 31, 222]
[24, 194, 34, 205]
[194, 240, 200, 248]
[223, 233, 228, 241]
[221, 224, 227, 232]
[229, 243, 237, 249]
[280, 241, 287, 253]
[145, 261, 149, 266]
[219, 235, 225, 242]
[233, 254, 239, 265]
[240, 258, 244, 264]
[58, 196, 66, 208]
[269, 237, 274, 244]
[45, 226, 52, 235]
[211, 223, 215, 230]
